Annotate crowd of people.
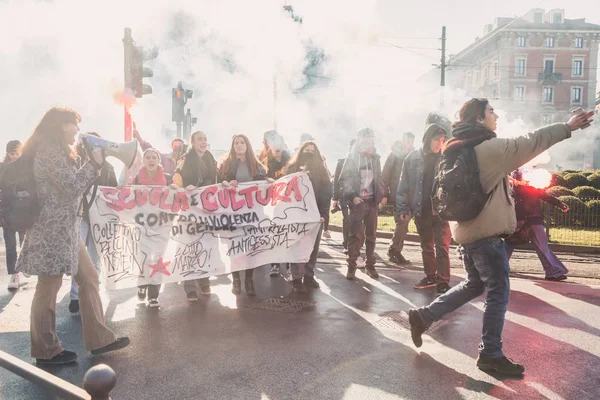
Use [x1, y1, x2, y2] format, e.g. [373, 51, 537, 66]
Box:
[0, 101, 593, 374]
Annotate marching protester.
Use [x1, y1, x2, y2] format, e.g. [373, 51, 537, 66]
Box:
[286, 141, 332, 293]
[339, 128, 384, 280]
[408, 98, 594, 375]
[505, 168, 570, 281]
[219, 134, 268, 296]
[16, 107, 129, 365]
[133, 126, 185, 176]
[381, 132, 415, 265]
[262, 131, 291, 277]
[1, 140, 26, 290]
[258, 130, 277, 161]
[331, 139, 355, 254]
[133, 148, 174, 308]
[397, 115, 452, 294]
[70, 132, 118, 314]
[173, 130, 217, 301]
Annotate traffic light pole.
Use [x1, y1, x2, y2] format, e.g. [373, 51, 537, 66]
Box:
[123, 28, 133, 143]
[440, 26, 446, 108]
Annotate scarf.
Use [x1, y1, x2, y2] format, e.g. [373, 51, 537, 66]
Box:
[442, 123, 496, 155]
[137, 165, 167, 186]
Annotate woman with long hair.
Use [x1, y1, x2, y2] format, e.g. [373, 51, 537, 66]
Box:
[16, 107, 129, 365]
[285, 141, 332, 293]
[173, 130, 217, 302]
[134, 148, 174, 308]
[219, 134, 268, 296]
[1, 140, 26, 290]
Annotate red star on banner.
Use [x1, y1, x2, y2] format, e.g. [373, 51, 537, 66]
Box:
[148, 257, 172, 278]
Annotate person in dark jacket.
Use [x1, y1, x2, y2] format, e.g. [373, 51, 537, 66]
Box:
[219, 134, 268, 296]
[397, 116, 452, 294]
[1, 140, 26, 291]
[262, 132, 291, 277]
[339, 128, 385, 280]
[332, 140, 355, 253]
[381, 132, 415, 265]
[69, 132, 119, 313]
[173, 131, 217, 301]
[286, 141, 332, 293]
[505, 169, 569, 280]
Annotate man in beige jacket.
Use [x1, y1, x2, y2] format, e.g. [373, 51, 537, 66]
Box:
[408, 98, 594, 376]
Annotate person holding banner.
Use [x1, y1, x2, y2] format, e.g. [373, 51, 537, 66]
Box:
[16, 107, 129, 365]
[219, 134, 268, 296]
[286, 141, 332, 293]
[134, 148, 174, 308]
[173, 130, 218, 302]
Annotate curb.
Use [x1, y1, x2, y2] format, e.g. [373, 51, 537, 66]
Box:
[328, 225, 600, 254]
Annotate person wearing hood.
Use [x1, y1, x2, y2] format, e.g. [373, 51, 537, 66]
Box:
[408, 98, 593, 376]
[339, 128, 385, 280]
[381, 132, 415, 265]
[396, 115, 452, 294]
[332, 139, 355, 253]
[262, 132, 291, 277]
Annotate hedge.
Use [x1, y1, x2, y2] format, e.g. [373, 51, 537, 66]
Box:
[588, 173, 600, 190]
[546, 186, 575, 198]
[563, 173, 588, 189]
[549, 172, 566, 188]
[572, 186, 600, 199]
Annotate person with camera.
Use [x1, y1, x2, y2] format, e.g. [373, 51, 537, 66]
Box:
[16, 107, 129, 365]
[408, 98, 594, 376]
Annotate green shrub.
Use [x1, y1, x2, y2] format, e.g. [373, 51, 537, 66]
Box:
[587, 173, 600, 190]
[546, 186, 575, 198]
[554, 196, 587, 227]
[582, 171, 594, 177]
[563, 173, 588, 189]
[549, 173, 566, 188]
[572, 186, 600, 200]
[586, 200, 600, 228]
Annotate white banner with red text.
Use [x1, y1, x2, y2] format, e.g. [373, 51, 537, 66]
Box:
[88, 172, 320, 290]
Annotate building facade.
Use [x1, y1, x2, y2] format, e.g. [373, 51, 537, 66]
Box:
[447, 9, 600, 127]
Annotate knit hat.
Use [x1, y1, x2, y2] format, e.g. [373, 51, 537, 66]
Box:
[356, 127, 374, 139]
[300, 133, 314, 143]
[6, 140, 21, 153]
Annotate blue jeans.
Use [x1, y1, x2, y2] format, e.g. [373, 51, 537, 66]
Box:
[71, 220, 101, 301]
[417, 236, 510, 358]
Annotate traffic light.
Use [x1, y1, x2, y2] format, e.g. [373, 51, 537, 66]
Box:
[172, 82, 193, 123]
[124, 28, 158, 98]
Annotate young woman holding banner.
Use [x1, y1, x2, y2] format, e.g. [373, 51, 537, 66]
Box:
[173, 131, 217, 302]
[285, 141, 332, 293]
[219, 134, 268, 296]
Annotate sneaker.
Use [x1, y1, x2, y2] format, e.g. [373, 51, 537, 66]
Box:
[7, 274, 19, 291]
[199, 284, 211, 295]
[68, 300, 80, 314]
[365, 266, 379, 279]
[476, 354, 525, 376]
[357, 256, 366, 270]
[292, 279, 306, 294]
[436, 281, 451, 294]
[186, 291, 199, 302]
[346, 267, 357, 280]
[408, 309, 429, 348]
[414, 277, 437, 289]
[545, 275, 567, 282]
[388, 251, 410, 265]
[148, 298, 160, 308]
[303, 276, 320, 288]
[36, 350, 77, 365]
[322, 230, 331, 239]
[91, 337, 130, 356]
[232, 278, 242, 295]
[137, 287, 147, 301]
[245, 279, 256, 296]
[269, 264, 280, 277]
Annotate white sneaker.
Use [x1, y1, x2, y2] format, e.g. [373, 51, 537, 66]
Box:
[357, 255, 366, 269]
[8, 274, 19, 290]
[148, 298, 160, 308]
[322, 230, 331, 239]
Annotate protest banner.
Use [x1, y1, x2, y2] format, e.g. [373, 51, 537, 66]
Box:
[88, 172, 321, 290]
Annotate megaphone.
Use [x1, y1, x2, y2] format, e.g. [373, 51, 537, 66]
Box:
[79, 134, 139, 169]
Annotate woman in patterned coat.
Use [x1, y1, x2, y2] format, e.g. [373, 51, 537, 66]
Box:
[16, 107, 129, 365]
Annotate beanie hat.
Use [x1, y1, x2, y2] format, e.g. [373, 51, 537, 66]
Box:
[356, 127, 374, 139]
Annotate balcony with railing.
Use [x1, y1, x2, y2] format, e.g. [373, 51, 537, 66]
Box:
[538, 71, 563, 84]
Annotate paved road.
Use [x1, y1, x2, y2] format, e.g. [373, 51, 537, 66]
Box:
[1, 232, 600, 399]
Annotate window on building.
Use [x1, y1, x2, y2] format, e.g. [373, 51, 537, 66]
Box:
[543, 87, 554, 103]
[516, 59, 526, 75]
[514, 86, 525, 102]
[575, 37, 583, 48]
[534, 12, 543, 23]
[572, 87, 582, 104]
[494, 61, 499, 76]
[476, 70, 480, 84]
[542, 114, 553, 125]
[492, 87, 498, 100]
[544, 59, 554, 73]
[484, 65, 489, 80]
[553, 13, 562, 24]
[545, 37, 554, 48]
[573, 60, 583, 76]
[517, 36, 526, 47]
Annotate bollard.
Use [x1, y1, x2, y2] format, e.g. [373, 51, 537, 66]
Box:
[83, 364, 116, 400]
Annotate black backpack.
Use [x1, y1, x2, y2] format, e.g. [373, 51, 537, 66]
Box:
[432, 146, 490, 222]
[0, 156, 40, 230]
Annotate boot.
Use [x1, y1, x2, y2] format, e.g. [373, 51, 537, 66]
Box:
[245, 278, 256, 296]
